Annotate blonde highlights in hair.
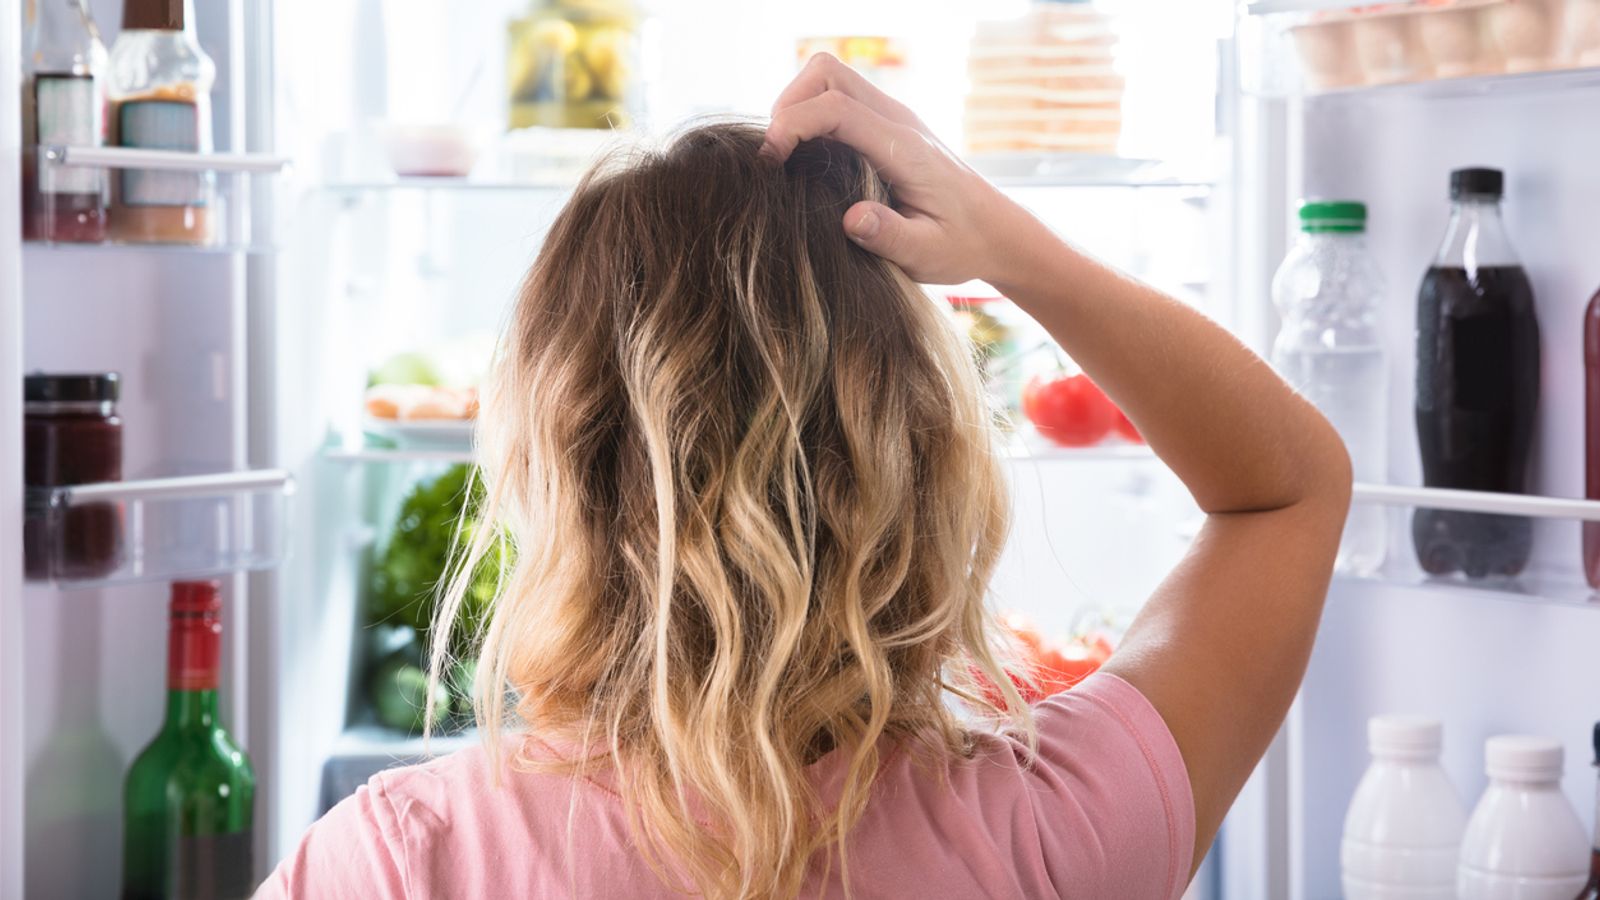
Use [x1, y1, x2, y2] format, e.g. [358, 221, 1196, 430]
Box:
[432, 121, 1028, 898]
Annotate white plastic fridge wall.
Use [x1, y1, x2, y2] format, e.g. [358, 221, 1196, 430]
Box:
[7, 0, 261, 896]
[1289, 81, 1600, 899]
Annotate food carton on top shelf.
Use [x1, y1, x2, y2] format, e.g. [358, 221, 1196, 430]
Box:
[1262, 0, 1600, 93]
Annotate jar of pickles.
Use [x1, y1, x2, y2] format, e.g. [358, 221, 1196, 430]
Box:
[507, 0, 638, 130]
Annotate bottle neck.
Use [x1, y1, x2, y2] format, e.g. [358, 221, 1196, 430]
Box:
[28, 0, 103, 72]
[164, 605, 222, 732]
[1302, 228, 1367, 246]
[1435, 196, 1520, 269]
[163, 687, 219, 732]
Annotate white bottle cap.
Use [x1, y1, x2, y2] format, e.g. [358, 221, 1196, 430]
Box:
[1368, 715, 1442, 760]
[1485, 735, 1564, 783]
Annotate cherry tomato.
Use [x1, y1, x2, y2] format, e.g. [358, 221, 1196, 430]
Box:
[1022, 373, 1116, 447]
[1112, 406, 1143, 444]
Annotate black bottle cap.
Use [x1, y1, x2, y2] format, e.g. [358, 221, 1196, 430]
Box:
[24, 372, 121, 404]
[1451, 167, 1504, 200]
[1593, 721, 1600, 764]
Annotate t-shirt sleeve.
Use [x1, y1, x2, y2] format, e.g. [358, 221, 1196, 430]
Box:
[253, 776, 412, 900]
[1024, 671, 1196, 900]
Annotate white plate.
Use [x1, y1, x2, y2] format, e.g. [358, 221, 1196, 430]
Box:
[363, 417, 475, 450]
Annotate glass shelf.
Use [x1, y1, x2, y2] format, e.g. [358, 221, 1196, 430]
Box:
[325, 441, 1153, 467]
[1336, 483, 1600, 608]
[324, 446, 475, 466]
[319, 176, 575, 196]
[330, 723, 478, 760]
[25, 469, 294, 589]
[966, 153, 1214, 190]
[23, 239, 278, 256]
[1002, 441, 1156, 462]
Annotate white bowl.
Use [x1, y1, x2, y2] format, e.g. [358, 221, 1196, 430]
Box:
[382, 124, 483, 178]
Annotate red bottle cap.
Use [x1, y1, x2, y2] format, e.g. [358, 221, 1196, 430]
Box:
[168, 580, 222, 690]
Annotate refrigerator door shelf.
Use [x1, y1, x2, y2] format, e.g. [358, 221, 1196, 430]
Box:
[1335, 483, 1600, 607]
[966, 153, 1214, 191]
[25, 469, 294, 589]
[32, 145, 289, 252]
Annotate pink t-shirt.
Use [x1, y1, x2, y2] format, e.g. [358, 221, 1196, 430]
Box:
[258, 673, 1194, 899]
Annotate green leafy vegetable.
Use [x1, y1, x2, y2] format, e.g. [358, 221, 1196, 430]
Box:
[368, 464, 505, 658]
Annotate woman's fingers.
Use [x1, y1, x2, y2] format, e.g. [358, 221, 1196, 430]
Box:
[762, 89, 927, 181]
[771, 52, 923, 129]
[843, 200, 942, 277]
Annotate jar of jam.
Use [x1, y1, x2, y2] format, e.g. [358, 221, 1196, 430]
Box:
[24, 372, 124, 580]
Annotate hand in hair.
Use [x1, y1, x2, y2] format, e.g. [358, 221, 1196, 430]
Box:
[763, 53, 1019, 286]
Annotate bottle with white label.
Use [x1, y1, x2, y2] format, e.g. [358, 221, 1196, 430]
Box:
[22, 0, 108, 242]
[1459, 735, 1589, 900]
[107, 0, 216, 244]
[1342, 716, 1467, 900]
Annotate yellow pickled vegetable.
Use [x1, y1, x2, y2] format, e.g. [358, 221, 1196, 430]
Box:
[581, 27, 627, 81]
[562, 54, 594, 101]
[530, 17, 580, 55]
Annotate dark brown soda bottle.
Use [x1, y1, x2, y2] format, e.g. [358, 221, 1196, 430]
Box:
[1414, 168, 1541, 580]
[1574, 722, 1600, 900]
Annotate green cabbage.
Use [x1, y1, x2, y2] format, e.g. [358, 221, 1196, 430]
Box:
[367, 464, 505, 657]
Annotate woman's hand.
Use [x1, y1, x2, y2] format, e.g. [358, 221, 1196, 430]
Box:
[763, 53, 1039, 286]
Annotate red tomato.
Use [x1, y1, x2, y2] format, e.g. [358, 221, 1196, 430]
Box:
[1022, 373, 1116, 447]
[1112, 406, 1143, 443]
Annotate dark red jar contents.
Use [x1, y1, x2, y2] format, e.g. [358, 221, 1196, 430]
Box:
[23, 373, 124, 580]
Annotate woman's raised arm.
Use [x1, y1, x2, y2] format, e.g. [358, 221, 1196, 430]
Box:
[765, 53, 1352, 869]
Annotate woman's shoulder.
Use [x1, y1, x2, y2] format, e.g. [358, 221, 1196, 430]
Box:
[259, 739, 596, 898]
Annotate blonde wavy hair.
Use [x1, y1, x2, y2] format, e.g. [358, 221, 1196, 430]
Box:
[432, 121, 1030, 898]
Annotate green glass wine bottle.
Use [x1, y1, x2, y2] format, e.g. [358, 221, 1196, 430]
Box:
[121, 580, 256, 899]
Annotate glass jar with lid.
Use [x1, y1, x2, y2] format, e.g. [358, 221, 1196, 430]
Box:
[506, 0, 639, 130]
[24, 372, 124, 580]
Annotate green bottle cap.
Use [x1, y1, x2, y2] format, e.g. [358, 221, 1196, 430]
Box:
[1299, 200, 1366, 233]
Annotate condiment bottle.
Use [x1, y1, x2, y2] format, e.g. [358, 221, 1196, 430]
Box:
[22, 0, 109, 242]
[23, 373, 124, 581]
[107, 0, 216, 245]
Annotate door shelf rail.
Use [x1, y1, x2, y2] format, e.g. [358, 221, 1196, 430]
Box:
[1352, 483, 1600, 522]
[1339, 483, 1600, 607]
[28, 145, 288, 252]
[26, 469, 294, 589]
[42, 145, 290, 173]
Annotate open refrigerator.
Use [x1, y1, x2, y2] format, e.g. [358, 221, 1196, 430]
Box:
[5, 0, 1599, 897]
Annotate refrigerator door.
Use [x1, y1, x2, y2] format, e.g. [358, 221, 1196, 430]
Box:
[1, 0, 26, 896]
[1233, 5, 1600, 895]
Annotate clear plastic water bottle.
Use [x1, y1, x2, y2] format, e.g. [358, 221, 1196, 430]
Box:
[1271, 200, 1388, 576]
